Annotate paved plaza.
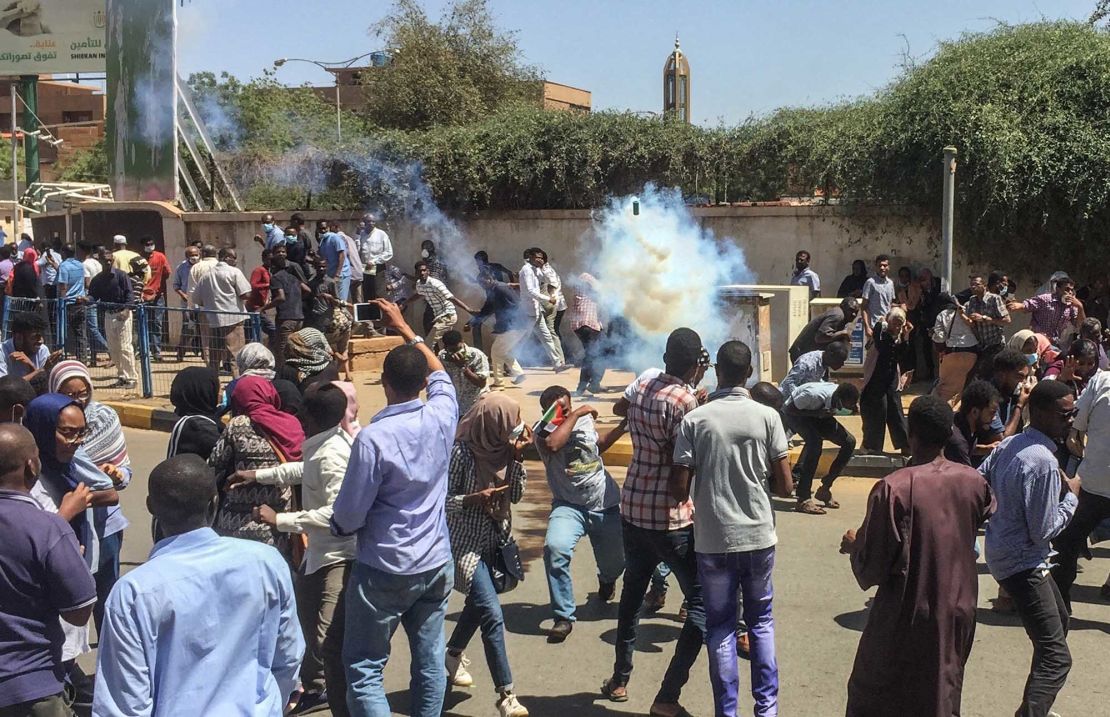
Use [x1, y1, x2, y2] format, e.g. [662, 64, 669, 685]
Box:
[77, 367, 1110, 717]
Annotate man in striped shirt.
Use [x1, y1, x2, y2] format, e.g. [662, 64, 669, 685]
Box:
[410, 260, 474, 350]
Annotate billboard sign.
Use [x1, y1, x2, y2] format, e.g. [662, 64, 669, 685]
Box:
[0, 0, 106, 75]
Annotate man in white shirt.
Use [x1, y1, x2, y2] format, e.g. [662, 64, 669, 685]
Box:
[193, 247, 251, 377]
[186, 244, 220, 307]
[357, 213, 393, 301]
[228, 384, 356, 716]
[519, 248, 565, 370]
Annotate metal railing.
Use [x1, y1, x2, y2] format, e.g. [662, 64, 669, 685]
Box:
[1, 296, 262, 399]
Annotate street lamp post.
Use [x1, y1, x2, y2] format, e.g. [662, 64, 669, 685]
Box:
[273, 51, 389, 143]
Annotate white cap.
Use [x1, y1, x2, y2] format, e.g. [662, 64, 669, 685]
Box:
[113, 234, 127, 245]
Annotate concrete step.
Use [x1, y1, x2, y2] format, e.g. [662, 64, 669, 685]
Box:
[349, 335, 403, 372]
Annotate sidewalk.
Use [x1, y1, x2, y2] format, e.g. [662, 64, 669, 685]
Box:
[107, 364, 922, 476]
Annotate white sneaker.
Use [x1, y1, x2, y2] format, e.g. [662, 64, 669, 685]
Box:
[497, 692, 529, 717]
[445, 650, 473, 687]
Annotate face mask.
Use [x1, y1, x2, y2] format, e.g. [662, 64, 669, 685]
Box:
[508, 421, 526, 442]
[262, 223, 274, 232]
[285, 235, 297, 245]
[421, 249, 430, 259]
[1025, 353, 1039, 366]
[187, 256, 198, 264]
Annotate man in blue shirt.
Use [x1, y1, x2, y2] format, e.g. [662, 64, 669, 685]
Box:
[94, 454, 304, 716]
[978, 379, 1080, 717]
[332, 299, 457, 717]
[319, 220, 352, 303]
[56, 245, 89, 363]
[254, 212, 286, 251]
[0, 424, 97, 716]
[0, 312, 55, 386]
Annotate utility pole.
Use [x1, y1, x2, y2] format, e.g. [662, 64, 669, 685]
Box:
[941, 146, 957, 293]
[20, 75, 38, 186]
[10, 83, 19, 233]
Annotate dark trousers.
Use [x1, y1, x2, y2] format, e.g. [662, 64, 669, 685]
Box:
[94, 531, 123, 636]
[974, 342, 1004, 382]
[613, 521, 705, 705]
[999, 568, 1071, 717]
[362, 266, 385, 301]
[860, 378, 908, 452]
[789, 414, 855, 500]
[1052, 489, 1110, 610]
[0, 693, 71, 717]
[575, 326, 605, 389]
[296, 561, 351, 716]
[64, 303, 88, 364]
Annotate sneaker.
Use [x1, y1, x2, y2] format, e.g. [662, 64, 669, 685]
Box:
[587, 382, 604, 394]
[445, 650, 473, 687]
[497, 692, 529, 717]
[575, 382, 589, 396]
[598, 580, 616, 603]
[548, 618, 573, 643]
[512, 373, 527, 385]
[642, 588, 666, 614]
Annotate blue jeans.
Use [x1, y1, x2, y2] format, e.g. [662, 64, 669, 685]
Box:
[613, 521, 705, 704]
[447, 559, 513, 692]
[86, 304, 109, 357]
[544, 503, 625, 621]
[336, 276, 351, 303]
[146, 295, 165, 356]
[697, 548, 778, 717]
[343, 560, 453, 717]
[94, 531, 123, 636]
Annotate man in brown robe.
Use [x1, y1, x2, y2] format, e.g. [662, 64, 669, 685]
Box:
[840, 395, 994, 717]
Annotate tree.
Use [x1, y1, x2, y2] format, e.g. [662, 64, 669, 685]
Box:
[360, 0, 544, 129]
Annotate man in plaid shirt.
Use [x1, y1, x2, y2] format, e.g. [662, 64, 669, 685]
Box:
[965, 272, 1011, 377]
[410, 260, 474, 350]
[601, 328, 705, 717]
[1007, 274, 1085, 345]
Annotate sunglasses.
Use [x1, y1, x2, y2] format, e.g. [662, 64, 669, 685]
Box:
[56, 426, 89, 445]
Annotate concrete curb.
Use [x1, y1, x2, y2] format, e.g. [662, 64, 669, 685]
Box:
[102, 401, 178, 433]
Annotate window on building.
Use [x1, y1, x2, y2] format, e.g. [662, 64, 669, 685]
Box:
[62, 111, 94, 125]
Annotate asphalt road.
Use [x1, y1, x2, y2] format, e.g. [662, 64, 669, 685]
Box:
[81, 427, 1110, 717]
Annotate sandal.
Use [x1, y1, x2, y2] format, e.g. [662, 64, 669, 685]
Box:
[794, 498, 827, 515]
[600, 678, 628, 703]
[814, 486, 840, 509]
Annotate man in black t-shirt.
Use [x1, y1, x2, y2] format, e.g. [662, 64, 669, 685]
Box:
[789, 297, 859, 363]
[266, 245, 310, 366]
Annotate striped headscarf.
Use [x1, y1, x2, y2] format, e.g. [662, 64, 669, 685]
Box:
[286, 327, 334, 378]
[49, 360, 130, 469]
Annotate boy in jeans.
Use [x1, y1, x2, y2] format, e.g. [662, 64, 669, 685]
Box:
[534, 385, 627, 643]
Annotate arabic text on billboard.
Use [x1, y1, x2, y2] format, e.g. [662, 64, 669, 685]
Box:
[0, 0, 106, 75]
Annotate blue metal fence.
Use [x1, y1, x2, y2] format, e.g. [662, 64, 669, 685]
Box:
[1, 296, 262, 399]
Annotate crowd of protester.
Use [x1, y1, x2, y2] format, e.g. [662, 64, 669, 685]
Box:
[1, 228, 1108, 717]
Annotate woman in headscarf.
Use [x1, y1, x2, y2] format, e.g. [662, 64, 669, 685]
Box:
[236, 342, 277, 379]
[444, 393, 530, 717]
[283, 327, 340, 391]
[49, 361, 131, 631]
[273, 378, 304, 418]
[25, 393, 120, 641]
[333, 380, 361, 436]
[208, 375, 305, 561]
[24, 392, 118, 703]
[1007, 329, 1040, 365]
[219, 343, 278, 411]
[167, 366, 223, 460]
[836, 259, 869, 298]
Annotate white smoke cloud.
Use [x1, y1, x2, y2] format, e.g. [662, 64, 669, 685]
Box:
[588, 185, 757, 376]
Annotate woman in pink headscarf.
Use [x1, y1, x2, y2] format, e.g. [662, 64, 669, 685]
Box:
[332, 380, 361, 436]
[208, 376, 305, 561]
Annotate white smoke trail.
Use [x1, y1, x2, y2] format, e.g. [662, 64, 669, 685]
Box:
[588, 185, 757, 376]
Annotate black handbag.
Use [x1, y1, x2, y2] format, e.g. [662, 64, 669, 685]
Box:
[489, 537, 524, 594]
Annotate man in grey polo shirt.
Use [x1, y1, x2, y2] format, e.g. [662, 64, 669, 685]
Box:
[670, 340, 793, 717]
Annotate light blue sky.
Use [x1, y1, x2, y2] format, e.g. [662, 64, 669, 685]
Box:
[178, 0, 1097, 125]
